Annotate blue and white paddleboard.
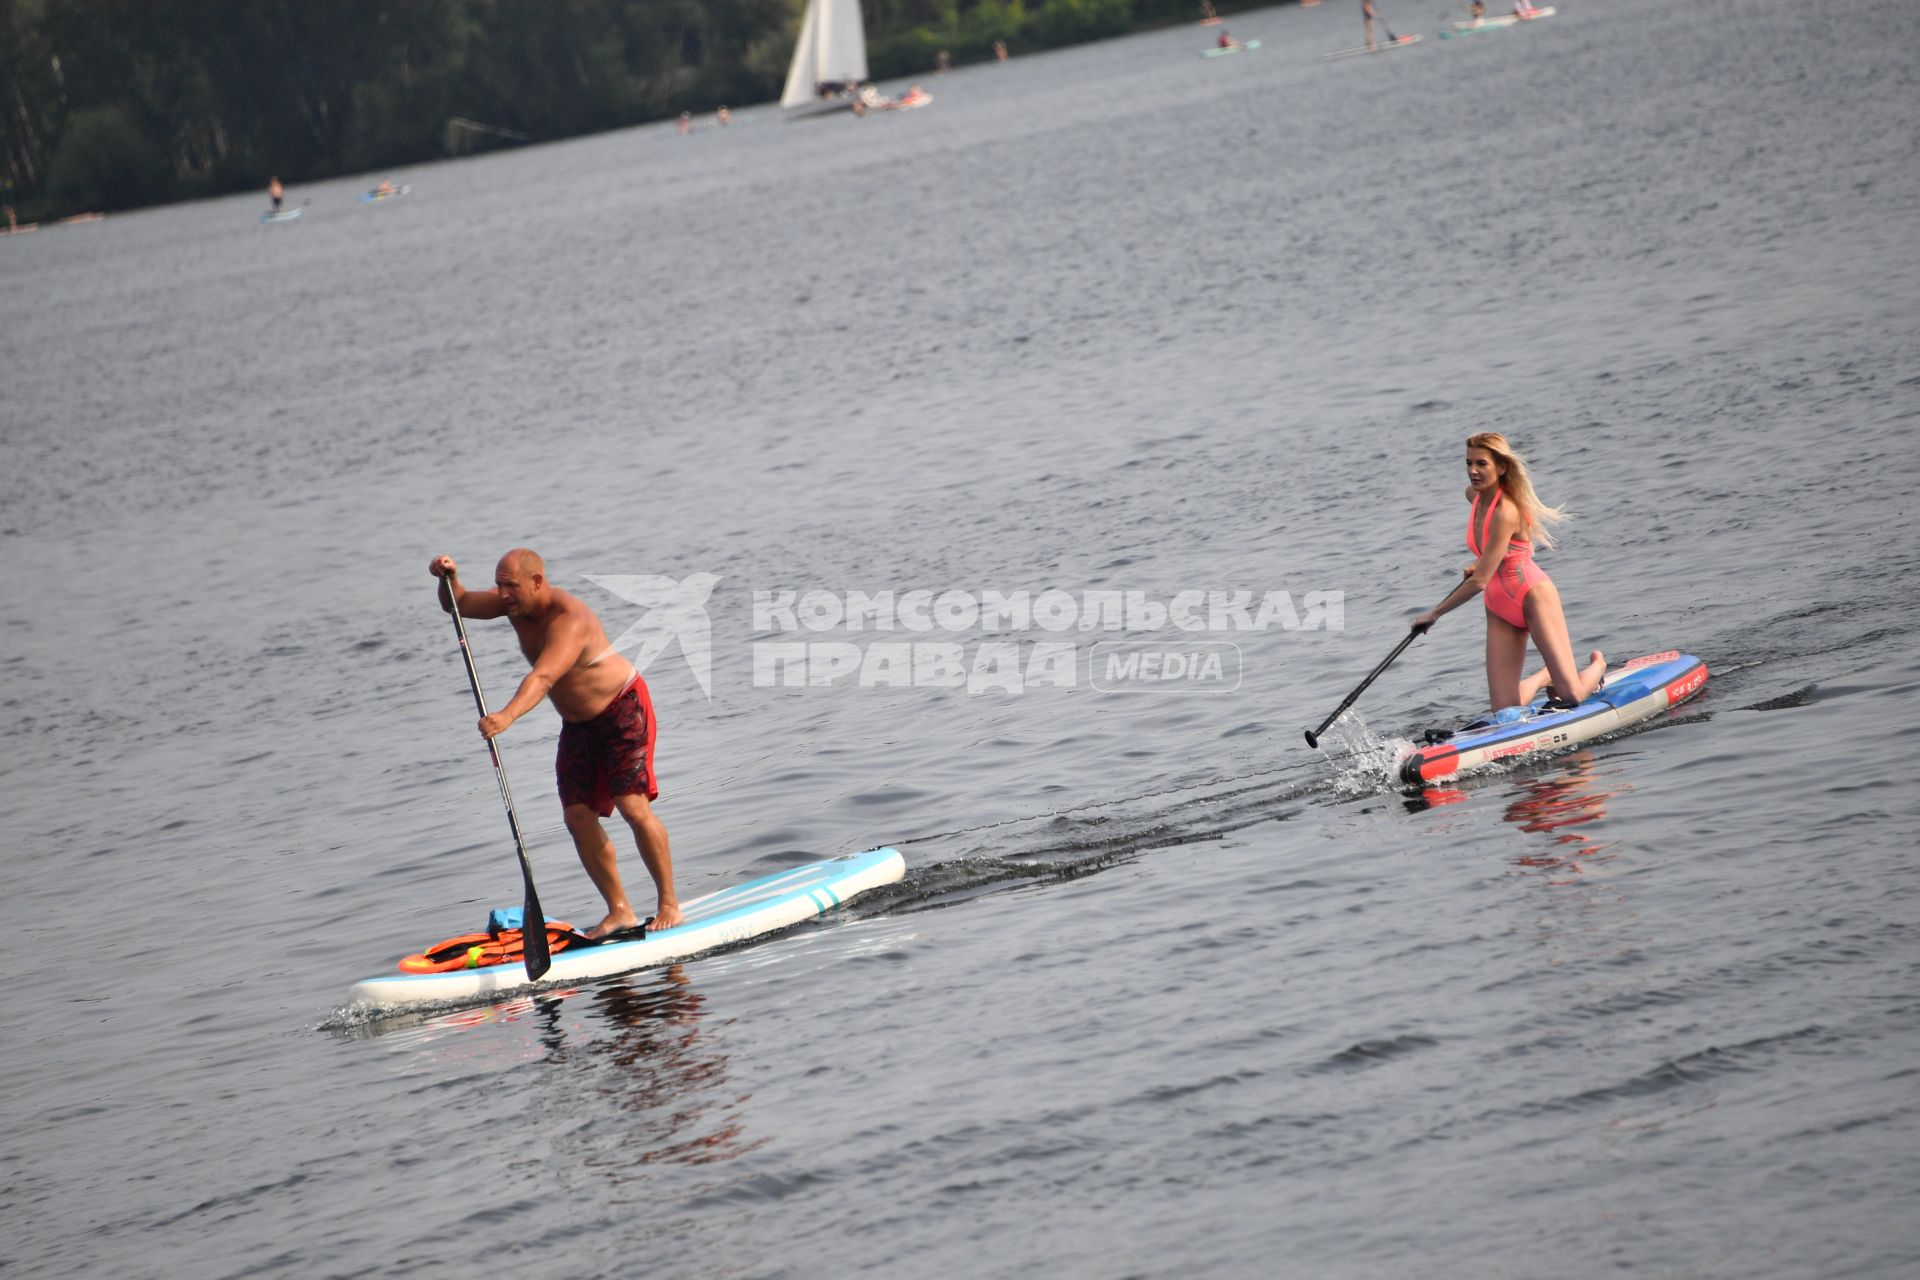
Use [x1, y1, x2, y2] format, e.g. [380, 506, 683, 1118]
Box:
[1439, 18, 1515, 37]
[260, 207, 302, 223]
[1399, 651, 1708, 785]
[1442, 5, 1555, 35]
[349, 846, 904, 1011]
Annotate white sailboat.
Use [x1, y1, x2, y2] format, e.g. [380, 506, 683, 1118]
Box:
[781, 0, 870, 115]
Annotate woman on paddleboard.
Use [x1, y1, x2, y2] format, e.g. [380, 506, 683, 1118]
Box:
[1410, 433, 1605, 711]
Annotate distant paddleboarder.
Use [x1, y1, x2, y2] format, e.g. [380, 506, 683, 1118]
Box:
[268, 175, 283, 213]
[430, 550, 685, 936]
[1409, 434, 1606, 711]
[1361, 0, 1379, 50]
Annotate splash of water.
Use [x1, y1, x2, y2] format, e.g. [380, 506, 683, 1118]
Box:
[1315, 710, 1415, 794]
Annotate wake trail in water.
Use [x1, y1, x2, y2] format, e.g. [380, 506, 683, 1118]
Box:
[863, 676, 1755, 921]
[857, 712, 1428, 918]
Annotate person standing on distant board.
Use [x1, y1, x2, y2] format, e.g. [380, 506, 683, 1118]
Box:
[430, 550, 685, 937]
[1408, 434, 1607, 712]
[268, 176, 283, 212]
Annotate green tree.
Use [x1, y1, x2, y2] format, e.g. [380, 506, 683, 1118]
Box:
[44, 103, 164, 209]
[0, 0, 62, 210]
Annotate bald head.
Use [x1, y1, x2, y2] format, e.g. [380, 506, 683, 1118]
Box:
[493, 548, 549, 617]
[497, 547, 545, 580]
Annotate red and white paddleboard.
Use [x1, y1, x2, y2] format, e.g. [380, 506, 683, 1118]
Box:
[1399, 651, 1708, 785]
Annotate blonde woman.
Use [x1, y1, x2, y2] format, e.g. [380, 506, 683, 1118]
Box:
[1411, 433, 1606, 710]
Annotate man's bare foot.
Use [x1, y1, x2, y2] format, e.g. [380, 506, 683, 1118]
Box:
[651, 902, 686, 931]
[586, 910, 642, 940]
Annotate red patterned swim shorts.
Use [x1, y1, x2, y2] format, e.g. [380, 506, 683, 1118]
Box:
[555, 673, 659, 816]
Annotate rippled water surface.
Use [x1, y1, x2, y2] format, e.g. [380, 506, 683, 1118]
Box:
[5, 0, 1918, 1275]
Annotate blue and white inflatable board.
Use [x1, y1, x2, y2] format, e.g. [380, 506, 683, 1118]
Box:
[349, 846, 904, 1011]
[1399, 652, 1708, 785]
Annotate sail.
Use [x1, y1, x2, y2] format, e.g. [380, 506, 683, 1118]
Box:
[780, 0, 869, 108]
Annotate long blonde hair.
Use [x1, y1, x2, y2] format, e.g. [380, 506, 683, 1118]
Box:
[1467, 432, 1568, 549]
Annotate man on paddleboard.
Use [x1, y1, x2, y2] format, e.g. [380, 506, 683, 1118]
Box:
[430, 550, 685, 936]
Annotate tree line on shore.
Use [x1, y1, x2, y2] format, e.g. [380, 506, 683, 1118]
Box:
[1, 0, 1208, 221]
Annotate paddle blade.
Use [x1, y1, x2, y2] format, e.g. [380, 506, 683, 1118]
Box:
[1304, 729, 1320, 749]
[521, 878, 552, 981]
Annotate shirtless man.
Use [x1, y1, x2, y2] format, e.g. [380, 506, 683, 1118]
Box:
[268, 175, 284, 212]
[430, 550, 684, 936]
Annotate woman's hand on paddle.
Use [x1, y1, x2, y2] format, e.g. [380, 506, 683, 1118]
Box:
[1416, 567, 1478, 633]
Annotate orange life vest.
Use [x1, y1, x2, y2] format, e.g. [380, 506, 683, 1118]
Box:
[398, 921, 588, 973]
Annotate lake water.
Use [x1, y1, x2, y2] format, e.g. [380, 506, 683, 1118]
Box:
[4, 0, 1918, 1275]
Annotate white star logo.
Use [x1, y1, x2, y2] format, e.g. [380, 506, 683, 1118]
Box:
[585, 572, 723, 699]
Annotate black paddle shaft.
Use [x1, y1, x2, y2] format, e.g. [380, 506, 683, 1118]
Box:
[439, 571, 552, 980]
[1304, 626, 1425, 749]
[1365, 0, 1400, 43]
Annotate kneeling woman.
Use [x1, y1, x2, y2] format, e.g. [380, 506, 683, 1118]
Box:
[1411, 432, 1605, 710]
